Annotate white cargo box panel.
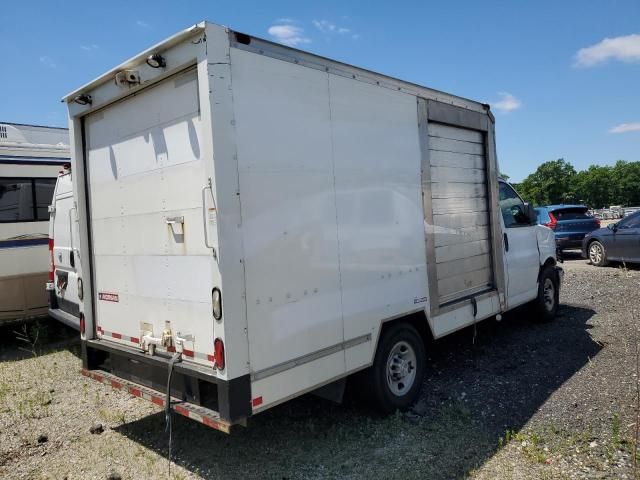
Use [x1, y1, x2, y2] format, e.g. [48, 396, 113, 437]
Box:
[84, 67, 217, 367]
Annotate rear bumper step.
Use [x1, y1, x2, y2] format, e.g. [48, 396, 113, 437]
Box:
[81, 368, 233, 433]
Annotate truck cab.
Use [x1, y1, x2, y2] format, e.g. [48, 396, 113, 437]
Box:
[498, 180, 561, 315]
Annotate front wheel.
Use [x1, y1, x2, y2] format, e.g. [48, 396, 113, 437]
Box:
[588, 240, 608, 267]
[361, 322, 426, 413]
[534, 266, 559, 322]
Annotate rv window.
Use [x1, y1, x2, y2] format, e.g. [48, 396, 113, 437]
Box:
[499, 182, 528, 228]
[34, 178, 56, 220]
[0, 178, 35, 222]
[0, 177, 57, 222]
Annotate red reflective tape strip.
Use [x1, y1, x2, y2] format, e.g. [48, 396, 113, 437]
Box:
[130, 336, 140, 344]
[93, 373, 104, 383]
[129, 387, 141, 397]
[151, 396, 164, 407]
[81, 369, 89, 377]
[182, 349, 194, 358]
[111, 380, 122, 389]
[111, 332, 122, 340]
[167, 346, 176, 353]
[174, 405, 190, 417]
[252, 396, 263, 407]
[207, 354, 215, 362]
[202, 416, 223, 431]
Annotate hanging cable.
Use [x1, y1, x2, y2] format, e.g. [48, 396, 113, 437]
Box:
[165, 351, 182, 478]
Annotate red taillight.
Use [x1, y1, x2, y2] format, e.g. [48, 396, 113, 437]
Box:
[79, 313, 85, 334]
[595, 218, 601, 227]
[543, 212, 557, 230]
[48, 238, 54, 281]
[214, 338, 225, 370]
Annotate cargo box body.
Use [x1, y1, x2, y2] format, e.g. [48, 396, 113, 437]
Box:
[65, 22, 545, 429]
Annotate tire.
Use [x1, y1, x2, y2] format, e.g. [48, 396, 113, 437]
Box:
[360, 322, 426, 414]
[588, 240, 608, 267]
[534, 265, 559, 322]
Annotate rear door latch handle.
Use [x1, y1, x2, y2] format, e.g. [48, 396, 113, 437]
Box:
[504, 233, 509, 252]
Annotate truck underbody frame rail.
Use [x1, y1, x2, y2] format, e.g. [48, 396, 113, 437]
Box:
[81, 368, 233, 433]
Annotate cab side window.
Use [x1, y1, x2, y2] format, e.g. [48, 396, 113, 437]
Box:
[499, 182, 530, 228]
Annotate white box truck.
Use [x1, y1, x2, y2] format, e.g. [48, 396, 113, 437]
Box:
[64, 22, 562, 432]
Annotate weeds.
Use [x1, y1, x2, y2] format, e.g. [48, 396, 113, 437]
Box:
[12, 321, 48, 357]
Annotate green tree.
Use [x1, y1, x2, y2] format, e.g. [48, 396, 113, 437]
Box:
[574, 165, 615, 209]
[612, 160, 640, 206]
[517, 159, 577, 206]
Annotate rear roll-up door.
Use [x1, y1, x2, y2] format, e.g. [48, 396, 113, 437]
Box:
[428, 122, 493, 305]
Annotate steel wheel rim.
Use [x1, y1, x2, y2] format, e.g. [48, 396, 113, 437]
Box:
[589, 243, 603, 264]
[386, 340, 417, 397]
[543, 278, 555, 311]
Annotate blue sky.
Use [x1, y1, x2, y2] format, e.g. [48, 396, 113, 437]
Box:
[1, 0, 638, 181]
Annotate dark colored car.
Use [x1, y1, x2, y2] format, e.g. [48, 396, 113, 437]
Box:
[535, 205, 600, 251]
[582, 210, 640, 266]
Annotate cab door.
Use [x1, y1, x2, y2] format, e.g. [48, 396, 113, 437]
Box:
[499, 181, 540, 307]
[614, 213, 640, 262]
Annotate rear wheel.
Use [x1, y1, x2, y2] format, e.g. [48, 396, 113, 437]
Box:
[533, 265, 559, 322]
[588, 240, 608, 267]
[361, 322, 426, 413]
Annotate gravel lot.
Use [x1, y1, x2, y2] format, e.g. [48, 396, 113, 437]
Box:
[1, 254, 638, 479]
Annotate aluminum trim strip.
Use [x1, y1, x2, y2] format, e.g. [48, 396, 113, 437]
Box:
[251, 333, 372, 381]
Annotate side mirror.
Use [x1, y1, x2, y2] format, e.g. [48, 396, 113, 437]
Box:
[524, 203, 537, 224]
[607, 223, 618, 231]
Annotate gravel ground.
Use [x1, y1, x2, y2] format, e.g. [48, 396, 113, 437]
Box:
[1, 254, 638, 479]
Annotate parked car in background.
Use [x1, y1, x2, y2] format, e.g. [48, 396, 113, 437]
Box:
[582, 210, 640, 266]
[535, 205, 600, 252]
[46, 164, 82, 330]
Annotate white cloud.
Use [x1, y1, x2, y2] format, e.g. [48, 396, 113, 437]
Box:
[574, 33, 640, 67]
[313, 19, 357, 38]
[492, 92, 522, 113]
[39, 56, 56, 68]
[609, 122, 640, 133]
[136, 20, 150, 28]
[268, 24, 311, 47]
[81, 44, 98, 52]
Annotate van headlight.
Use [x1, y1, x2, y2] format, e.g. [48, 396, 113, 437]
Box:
[212, 288, 222, 320]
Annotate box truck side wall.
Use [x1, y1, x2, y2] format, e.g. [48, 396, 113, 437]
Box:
[229, 47, 429, 407]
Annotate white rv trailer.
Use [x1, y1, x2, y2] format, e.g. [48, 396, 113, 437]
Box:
[64, 22, 562, 432]
[0, 122, 69, 325]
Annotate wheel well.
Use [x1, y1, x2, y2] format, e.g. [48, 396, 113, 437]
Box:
[542, 257, 556, 270]
[585, 238, 598, 250]
[379, 311, 433, 346]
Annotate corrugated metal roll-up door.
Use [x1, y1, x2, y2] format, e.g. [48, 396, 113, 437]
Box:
[428, 122, 493, 305]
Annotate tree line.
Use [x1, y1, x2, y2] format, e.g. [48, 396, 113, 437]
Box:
[508, 159, 640, 208]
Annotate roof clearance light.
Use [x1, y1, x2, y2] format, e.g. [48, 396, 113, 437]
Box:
[73, 94, 92, 105]
[146, 53, 166, 69]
